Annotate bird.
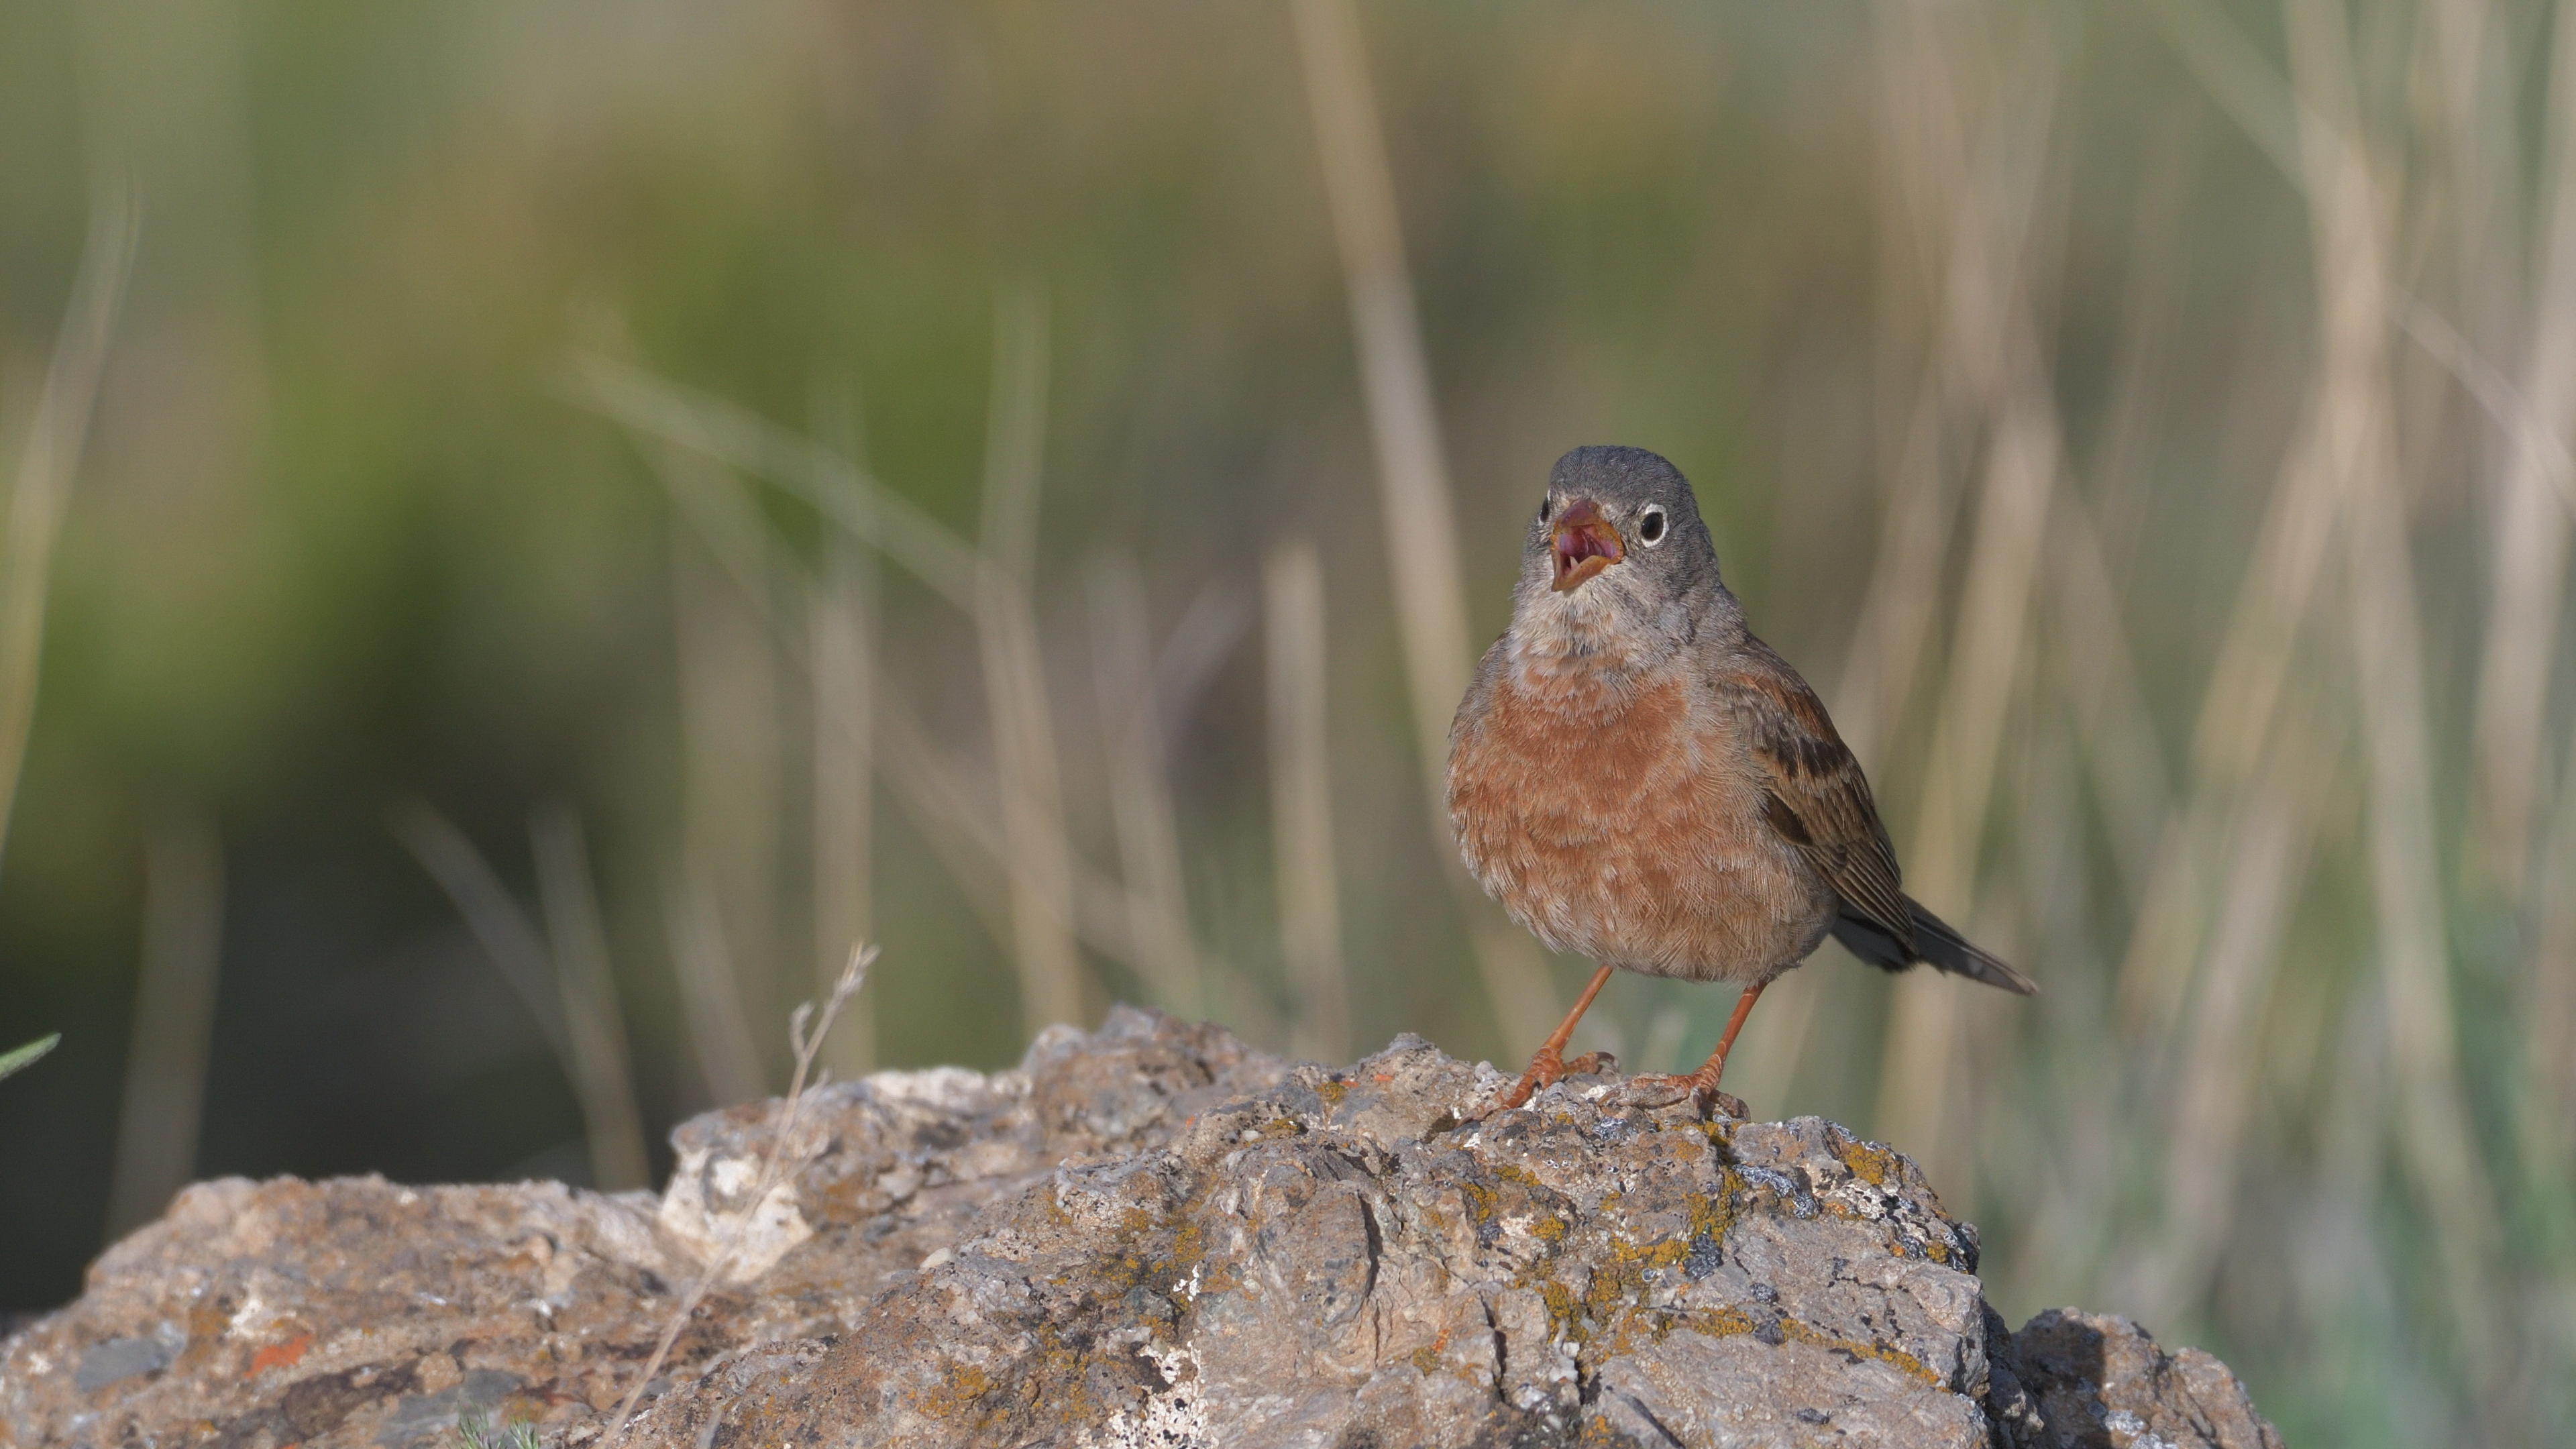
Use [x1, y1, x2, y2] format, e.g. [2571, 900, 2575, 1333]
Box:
[1446, 445, 2035, 1117]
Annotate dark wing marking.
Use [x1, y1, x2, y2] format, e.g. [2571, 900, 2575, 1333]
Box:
[1722, 637, 1915, 957]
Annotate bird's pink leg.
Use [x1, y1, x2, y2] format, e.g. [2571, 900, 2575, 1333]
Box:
[1486, 963, 1617, 1112]
[1624, 980, 1766, 1118]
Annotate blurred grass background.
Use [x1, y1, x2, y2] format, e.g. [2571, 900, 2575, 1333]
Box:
[2, 1, 2572, 1442]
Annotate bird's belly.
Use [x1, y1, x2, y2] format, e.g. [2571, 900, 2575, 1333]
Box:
[1448, 669, 1834, 983]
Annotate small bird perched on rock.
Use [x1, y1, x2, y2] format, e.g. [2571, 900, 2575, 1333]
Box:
[1448, 445, 2035, 1117]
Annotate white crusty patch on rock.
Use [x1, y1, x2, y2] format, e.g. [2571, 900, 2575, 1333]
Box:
[1081, 1340, 1210, 1449]
[657, 1148, 814, 1283]
[859, 1064, 1016, 1111]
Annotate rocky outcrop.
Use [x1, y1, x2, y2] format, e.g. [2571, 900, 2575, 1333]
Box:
[1, 1008, 2279, 1448]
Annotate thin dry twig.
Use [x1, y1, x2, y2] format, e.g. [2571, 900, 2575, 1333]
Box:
[975, 290, 1085, 1036]
[669, 525, 786, 1073]
[105, 810, 224, 1235]
[809, 382, 877, 1077]
[810, 543, 878, 1076]
[2524, 717, 2576, 1178]
[2463, 1, 2576, 891]
[392, 800, 653, 1190]
[605, 944, 877, 1444]
[1086, 555, 1205, 1016]
[2283, 0, 2498, 1364]
[0, 179, 139, 873]
[1265, 539, 1349, 1061]
[530, 804, 651, 1192]
[390, 800, 570, 1059]
[590, 345, 1094, 1037]
[1874, 32, 2065, 1186]
[661, 866, 769, 1108]
[631, 431, 1155, 986]
[566, 356, 982, 613]
[1290, 0, 1560, 1052]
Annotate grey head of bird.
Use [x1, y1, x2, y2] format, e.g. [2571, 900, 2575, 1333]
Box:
[1511, 444, 1735, 664]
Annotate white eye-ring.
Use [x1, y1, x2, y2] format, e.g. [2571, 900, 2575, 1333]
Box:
[1637, 505, 1668, 546]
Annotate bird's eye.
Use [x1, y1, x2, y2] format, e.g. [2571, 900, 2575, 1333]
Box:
[1539, 496, 1553, 522]
[1638, 506, 1667, 545]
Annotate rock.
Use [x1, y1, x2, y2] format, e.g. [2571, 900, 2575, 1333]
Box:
[1, 1007, 2277, 1449]
[1991, 1309, 2283, 1449]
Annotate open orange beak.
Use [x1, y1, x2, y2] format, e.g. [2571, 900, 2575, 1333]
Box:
[1550, 498, 1624, 592]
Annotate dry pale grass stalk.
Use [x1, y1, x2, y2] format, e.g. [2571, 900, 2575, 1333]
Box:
[1291, 0, 1558, 1052]
[873, 690, 1157, 977]
[2285, 0, 2498, 1362]
[1835, 2, 1978, 765]
[2123, 0, 2365, 1045]
[672, 526, 786, 1067]
[2042, 492, 2171, 903]
[2463, 0, 2576, 892]
[976, 292, 1084, 1036]
[2125, 726, 2328, 1326]
[390, 801, 571, 1054]
[622, 389, 1155, 1020]
[810, 543, 878, 1076]
[1872, 30, 2065, 1169]
[661, 866, 769, 1108]
[391, 801, 654, 1185]
[529, 804, 651, 1193]
[0, 180, 138, 873]
[1876, 347, 2061, 1181]
[650, 439, 788, 635]
[105, 810, 223, 1236]
[2524, 718, 2576, 1178]
[1837, 0, 2055, 769]
[808, 373, 877, 1077]
[1085, 557, 1205, 1016]
[2426, 0, 2521, 345]
[568, 357, 982, 614]
[982, 285, 1048, 584]
[606, 944, 877, 1445]
[1265, 540, 1350, 1062]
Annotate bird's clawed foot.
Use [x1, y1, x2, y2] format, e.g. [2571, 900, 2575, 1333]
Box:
[1614, 1071, 1748, 1122]
[1479, 1046, 1618, 1116]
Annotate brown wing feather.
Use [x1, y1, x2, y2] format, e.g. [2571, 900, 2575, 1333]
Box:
[1719, 638, 1915, 956]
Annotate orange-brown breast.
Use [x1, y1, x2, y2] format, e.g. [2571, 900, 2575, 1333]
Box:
[1447, 647, 1837, 984]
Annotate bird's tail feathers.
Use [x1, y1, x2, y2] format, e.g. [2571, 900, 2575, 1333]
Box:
[1829, 898, 2037, 996]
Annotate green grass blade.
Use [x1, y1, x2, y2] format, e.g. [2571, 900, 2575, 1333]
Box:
[0, 1032, 60, 1083]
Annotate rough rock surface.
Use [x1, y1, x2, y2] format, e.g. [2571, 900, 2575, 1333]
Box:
[2, 1008, 2279, 1449]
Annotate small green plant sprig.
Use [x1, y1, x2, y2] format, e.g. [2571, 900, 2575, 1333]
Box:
[453, 1409, 543, 1449]
[0, 1033, 58, 1084]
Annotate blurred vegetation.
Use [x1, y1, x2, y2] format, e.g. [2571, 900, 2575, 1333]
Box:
[3, 1, 2573, 1443]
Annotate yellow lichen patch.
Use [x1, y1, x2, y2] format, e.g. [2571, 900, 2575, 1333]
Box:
[1169, 1212, 1208, 1267]
[1530, 1215, 1569, 1244]
[1516, 1220, 1697, 1347]
[915, 1358, 999, 1422]
[1774, 1316, 1941, 1389]
[1686, 1178, 1739, 1247]
[1536, 1277, 1582, 1339]
[1840, 1139, 1902, 1189]
[1596, 1301, 1756, 1357]
[1686, 1304, 1757, 1340]
[1456, 1178, 1502, 1232]
[1317, 1079, 1351, 1108]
